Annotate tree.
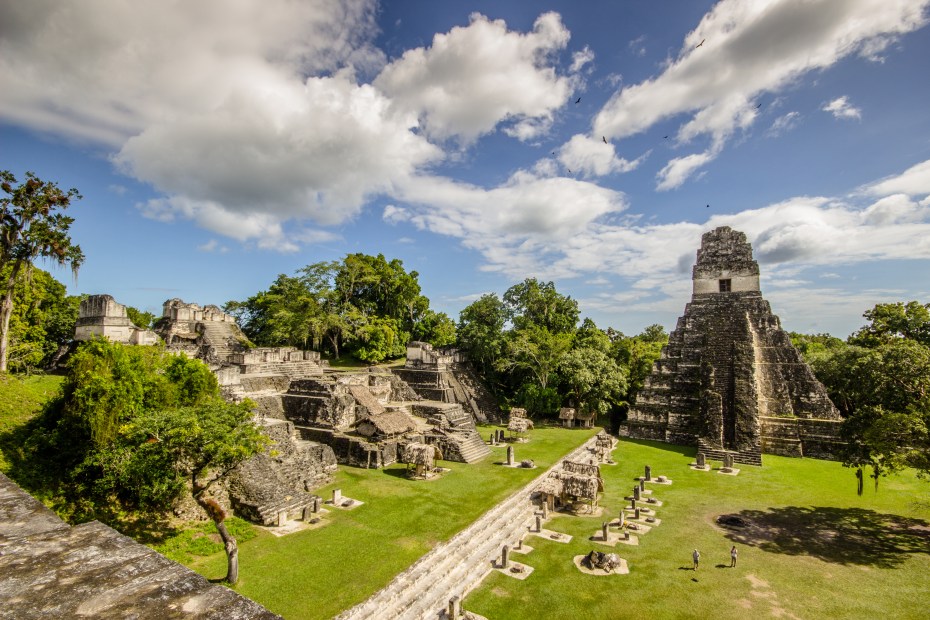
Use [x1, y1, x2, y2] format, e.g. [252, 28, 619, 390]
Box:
[1, 266, 81, 371]
[500, 325, 572, 390]
[126, 305, 157, 329]
[412, 309, 456, 347]
[104, 400, 265, 584]
[457, 293, 507, 380]
[848, 301, 930, 348]
[0, 171, 85, 372]
[28, 340, 264, 583]
[503, 278, 579, 334]
[558, 347, 628, 419]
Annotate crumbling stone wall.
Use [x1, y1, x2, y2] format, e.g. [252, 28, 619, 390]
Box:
[625, 227, 842, 463]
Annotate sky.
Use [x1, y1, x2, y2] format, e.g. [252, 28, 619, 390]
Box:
[2, 0, 930, 338]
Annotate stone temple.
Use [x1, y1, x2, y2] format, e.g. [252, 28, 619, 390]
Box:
[623, 226, 843, 465]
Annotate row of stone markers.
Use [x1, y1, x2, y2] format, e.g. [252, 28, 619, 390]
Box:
[337, 434, 603, 620]
[690, 451, 741, 475]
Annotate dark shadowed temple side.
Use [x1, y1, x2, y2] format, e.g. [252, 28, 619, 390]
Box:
[622, 227, 843, 465]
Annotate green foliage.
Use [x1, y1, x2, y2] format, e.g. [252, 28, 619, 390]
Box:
[352, 317, 405, 363]
[0, 265, 81, 371]
[609, 326, 667, 405]
[799, 302, 930, 484]
[514, 383, 561, 418]
[499, 325, 572, 390]
[456, 293, 507, 380]
[503, 277, 579, 333]
[849, 301, 930, 348]
[227, 254, 441, 361]
[411, 309, 456, 347]
[126, 305, 157, 329]
[12, 340, 253, 521]
[0, 171, 85, 372]
[558, 346, 628, 418]
[99, 399, 265, 510]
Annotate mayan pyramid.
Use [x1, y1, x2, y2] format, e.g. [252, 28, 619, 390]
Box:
[624, 227, 842, 465]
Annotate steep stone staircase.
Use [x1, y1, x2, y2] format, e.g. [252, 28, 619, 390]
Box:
[198, 321, 244, 362]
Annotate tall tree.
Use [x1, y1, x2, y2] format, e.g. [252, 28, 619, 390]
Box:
[503, 278, 579, 334]
[0, 171, 84, 372]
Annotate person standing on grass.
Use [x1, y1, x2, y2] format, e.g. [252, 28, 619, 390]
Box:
[730, 545, 738, 568]
[692, 549, 700, 570]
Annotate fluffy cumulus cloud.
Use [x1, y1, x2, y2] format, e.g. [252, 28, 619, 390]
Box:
[822, 96, 862, 119]
[592, 0, 929, 189]
[374, 12, 573, 142]
[558, 135, 644, 178]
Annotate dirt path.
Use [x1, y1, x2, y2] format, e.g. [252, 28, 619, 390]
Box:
[336, 434, 600, 620]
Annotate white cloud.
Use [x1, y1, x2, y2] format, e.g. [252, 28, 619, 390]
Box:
[0, 0, 383, 146]
[821, 96, 862, 119]
[115, 74, 441, 230]
[863, 158, 930, 196]
[591, 0, 928, 188]
[374, 12, 572, 142]
[766, 111, 801, 137]
[628, 36, 647, 57]
[570, 46, 595, 72]
[558, 134, 644, 178]
[656, 149, 716, 191]
[198, 239, 229, 254]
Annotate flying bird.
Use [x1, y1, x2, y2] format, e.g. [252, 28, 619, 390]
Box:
[756, 103, 762, 109]
[602, 136, 608, 144]
[575, 97, 581, 104]
[663, 135, 669, 139]
[705, 204, 710, 208]
[695, 39, 705, 49]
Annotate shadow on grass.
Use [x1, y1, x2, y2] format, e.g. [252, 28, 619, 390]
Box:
[719, 506, 930, 568]
[617, 437, 693, 458]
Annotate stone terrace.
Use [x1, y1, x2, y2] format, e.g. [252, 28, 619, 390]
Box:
[0, 472, 280, 619]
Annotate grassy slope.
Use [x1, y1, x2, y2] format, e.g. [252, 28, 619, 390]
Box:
[465, 438, 930, 620]
[181, 425, 598, 620]
[0, 374, 62, 472]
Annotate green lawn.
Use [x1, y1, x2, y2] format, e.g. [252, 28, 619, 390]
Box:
[175, 425, 598, 619]
[464, 438, 930, 620]
[0, 374, 62, 472]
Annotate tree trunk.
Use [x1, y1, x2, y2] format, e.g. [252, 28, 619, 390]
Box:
[215, 518, 240, 585]
[0, 263, 23, 373]
[193, 489, 239, 584]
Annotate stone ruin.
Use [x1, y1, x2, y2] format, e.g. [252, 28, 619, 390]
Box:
[74, 294, 159, 345]
[623, 227, 843, 465]
[394, 341, 502, 423]
[70, 296, 500, 523]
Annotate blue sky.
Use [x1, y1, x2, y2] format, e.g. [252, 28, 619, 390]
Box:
[2, 0, 929, 337]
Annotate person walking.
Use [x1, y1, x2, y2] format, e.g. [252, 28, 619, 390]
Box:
[730, 545, 738, 568]
[692, 548, 700, 570]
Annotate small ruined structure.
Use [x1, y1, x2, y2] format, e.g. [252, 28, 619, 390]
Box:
[226, 418, 337, 526]
[156, 298, 251, 365]
[624, 227, 843, 465]
[356, 409, 418, 440]
[402, 442, 443, 478]
[73, 294, 158, 344]
[584, 550, 622, 573]
[394, 341, 502, 423]
[558, 406, 596, 429]
[0, 472, 279, 619]
[507, 408, 534, 439]
[537, 460, 604, 512]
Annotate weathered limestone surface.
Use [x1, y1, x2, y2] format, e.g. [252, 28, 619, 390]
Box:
[74, 294, 158, 345]
[625, 227, 842, 464]
[394, 342, 502, 423]
[0, 472, 279, 619]
[228, 419, 337, 525]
